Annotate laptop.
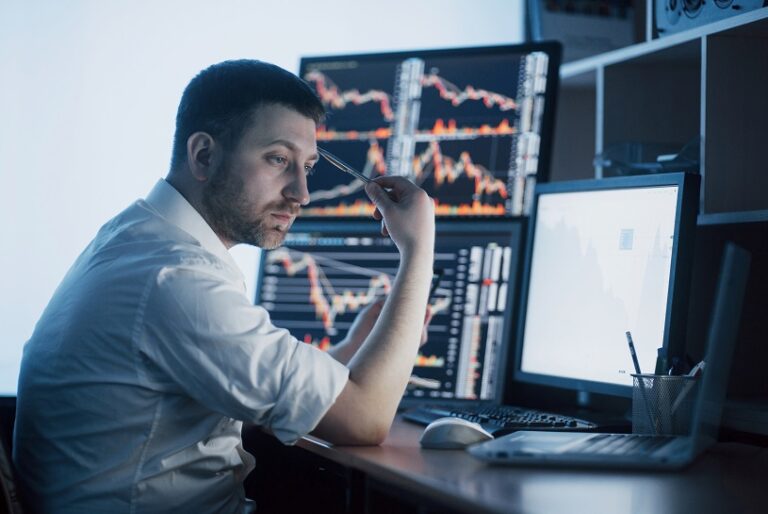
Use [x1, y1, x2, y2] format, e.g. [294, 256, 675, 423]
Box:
[468, 242, 751, 469]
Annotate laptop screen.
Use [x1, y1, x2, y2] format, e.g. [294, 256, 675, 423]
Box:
[255, 219, 523, 405]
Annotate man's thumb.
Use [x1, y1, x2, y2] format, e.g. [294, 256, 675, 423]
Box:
[365, 182, 392, 209]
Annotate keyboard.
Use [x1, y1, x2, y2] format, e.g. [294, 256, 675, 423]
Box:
[402, 404, 597, 436]
[567, 433, 675, 456]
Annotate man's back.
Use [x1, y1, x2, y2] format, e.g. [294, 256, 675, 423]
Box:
[13, 195, 251, 513]
[13, 181, 349, 513]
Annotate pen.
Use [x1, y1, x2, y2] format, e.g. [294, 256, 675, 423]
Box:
[654, 347, 668, 375]
[687, 360, 705, 378]
[318, 147, 372, 184]
[625, 331, 643, 376]
[670, 360, 706, 414]
[626, 331, 659, 435]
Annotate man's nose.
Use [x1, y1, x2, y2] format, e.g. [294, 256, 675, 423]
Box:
[283, 165, 310, 206]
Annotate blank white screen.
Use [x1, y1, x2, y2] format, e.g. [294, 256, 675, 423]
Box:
[520, 185, 680, 387]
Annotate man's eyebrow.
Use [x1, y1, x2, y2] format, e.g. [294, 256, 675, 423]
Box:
[265, 139, 318, 160]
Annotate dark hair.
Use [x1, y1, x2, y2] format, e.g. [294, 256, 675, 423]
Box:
[170, 59, 325, 171]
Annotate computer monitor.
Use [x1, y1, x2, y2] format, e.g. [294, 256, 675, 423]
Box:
[513, 173, 699, 398]
[298, 42, 561, 218]
[254, 219, 524, 405]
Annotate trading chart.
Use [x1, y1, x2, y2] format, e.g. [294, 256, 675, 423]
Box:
[256, 221, 523, 400]
[300, 46, 555, 217]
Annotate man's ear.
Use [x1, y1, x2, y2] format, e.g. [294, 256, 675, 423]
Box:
[186, 132, 217, 182]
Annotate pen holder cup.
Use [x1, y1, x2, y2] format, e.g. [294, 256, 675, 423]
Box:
[631, 374, 700, 436]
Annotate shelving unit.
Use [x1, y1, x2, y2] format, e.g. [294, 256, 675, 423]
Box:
[550, 7, 768, 223]
[548, 7, 768, 439]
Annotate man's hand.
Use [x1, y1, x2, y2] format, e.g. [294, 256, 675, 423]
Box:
[420, 305, 433, 346]
[364, 176, 435, 258]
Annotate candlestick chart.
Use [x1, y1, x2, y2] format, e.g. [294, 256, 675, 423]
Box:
[256, 221, 523, 400]
[300, 47, 553, 217]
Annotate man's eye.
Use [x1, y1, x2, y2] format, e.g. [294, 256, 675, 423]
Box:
[305, 165, 316, 177]
[267, 155, 288, 166]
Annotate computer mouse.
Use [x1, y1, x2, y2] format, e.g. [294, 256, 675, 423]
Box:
[419, 417, 494, 449]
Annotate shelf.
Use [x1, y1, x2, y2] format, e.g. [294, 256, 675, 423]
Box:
[698, 210, 768, 226]
[552, 7, 768, 215]
[560, 7, 768, 80]
[549, 6, 768, 436]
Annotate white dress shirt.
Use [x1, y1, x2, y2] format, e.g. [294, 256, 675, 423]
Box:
[14, 179, 349, 514]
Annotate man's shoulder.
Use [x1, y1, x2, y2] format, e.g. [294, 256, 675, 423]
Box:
[100, 200, 229, 270]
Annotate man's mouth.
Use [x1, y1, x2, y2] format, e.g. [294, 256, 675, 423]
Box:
[270, 212, 293, 223]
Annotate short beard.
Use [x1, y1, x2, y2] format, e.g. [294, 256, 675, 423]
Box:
[201, 159, 285, 249]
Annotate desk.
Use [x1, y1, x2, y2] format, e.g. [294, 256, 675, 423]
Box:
[243, 416, 768, 514]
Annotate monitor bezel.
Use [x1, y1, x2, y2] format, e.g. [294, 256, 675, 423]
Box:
[254, 218, 526, 407]
[298, 41, 562, 220]
[512, 172, 700, 398]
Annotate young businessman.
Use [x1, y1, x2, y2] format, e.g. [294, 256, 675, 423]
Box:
[13, 60, 435, 513]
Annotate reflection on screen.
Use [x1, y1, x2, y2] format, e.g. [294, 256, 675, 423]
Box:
[519, 186, 680, 388]
[257, 222, 521, 401]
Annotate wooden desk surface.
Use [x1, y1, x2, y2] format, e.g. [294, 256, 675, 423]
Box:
[296, 416, 768, 514]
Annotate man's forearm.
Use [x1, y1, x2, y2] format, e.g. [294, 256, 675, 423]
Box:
[328, 339, 356, 365]
[345, 248, 433, 421]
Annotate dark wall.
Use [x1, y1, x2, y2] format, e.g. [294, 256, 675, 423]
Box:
[686, 221, 768, 398]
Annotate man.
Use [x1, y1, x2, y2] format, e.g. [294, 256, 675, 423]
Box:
[13, 60, 435, 513]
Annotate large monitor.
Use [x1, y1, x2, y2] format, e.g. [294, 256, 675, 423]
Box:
[255, 220, 524, 405]
[513, 173, 699, 398]
[299, 42, 561, 218]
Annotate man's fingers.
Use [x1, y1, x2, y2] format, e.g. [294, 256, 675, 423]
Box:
[365, 182, 393, 211]
[420, 306, 433, 345]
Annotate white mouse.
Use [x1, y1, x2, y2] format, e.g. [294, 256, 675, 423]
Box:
[419, 416, 494, 449]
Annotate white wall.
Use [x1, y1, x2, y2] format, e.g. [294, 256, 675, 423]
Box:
[0, 0, 524, 395]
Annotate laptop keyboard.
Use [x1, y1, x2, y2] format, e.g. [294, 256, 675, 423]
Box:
[402, 404, 597, 436]
[568, 434, 676, 455]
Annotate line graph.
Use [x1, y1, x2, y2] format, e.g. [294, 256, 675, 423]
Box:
[257, 224, 521, 401]
[265, 247, 392, 336]
[304, 70, 394, 121]
[306, 70, 517, 123]
[421, 72, 517, 111]
[304, 140, 510, 217]
[300, 48, 553, 216]
[315, 118, 515, 142]
[413, 141, 509, 198]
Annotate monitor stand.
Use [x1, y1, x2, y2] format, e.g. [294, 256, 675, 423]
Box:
[571, 390, 631, 432]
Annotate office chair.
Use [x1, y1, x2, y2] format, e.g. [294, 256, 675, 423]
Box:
[0, 428, 24, 514]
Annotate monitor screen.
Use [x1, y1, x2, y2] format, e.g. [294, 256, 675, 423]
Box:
[255, 220, 523, 403]
[298, 42, 561, 218]
[514, 173, 699, 397]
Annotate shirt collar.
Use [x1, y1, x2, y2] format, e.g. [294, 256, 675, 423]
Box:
[145, 179, 241, 273]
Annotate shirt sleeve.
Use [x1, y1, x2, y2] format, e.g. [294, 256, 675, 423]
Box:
[136, 262, 349, 444]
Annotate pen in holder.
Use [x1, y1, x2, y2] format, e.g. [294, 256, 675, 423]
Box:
[631, 374, 700, 436]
